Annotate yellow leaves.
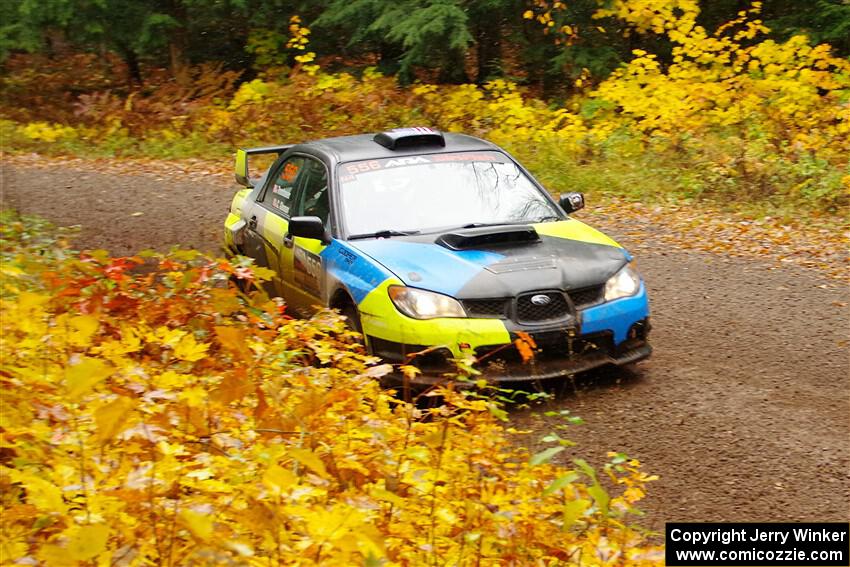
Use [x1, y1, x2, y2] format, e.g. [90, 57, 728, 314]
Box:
[95, 396, 136, 443]
[180, 510, 214, 541]
[263, 463, 297, 494]
[514, 331, 537, 363]
[178, 386, 207, 407]
[562, 498, 591, 528]
[289, 448, 329, 478]
[17, 121, 78, 142]
[0, 242, 664, 565]
[66, 524, 110, 561]
[54, 314, 100, 347]
[370, 487, 405, 507]
[215, 325, 252, 359]
[593, 0, 700, 36]
[0, 540, 29, 564]
[623, 485, 645, 503]
[435, 507, 458, 526]
[228, 79, 273, 109]
[66, 356, 114, 400]
[579, 2, 849, 161]
[37, 524, 110, 564]
[19, 291, 50, 311]
[173, 332, 210, 362]
[6, 469, 66, 513]
[302, 504, 373, 547]
[145, 326, 210, 362]
[294, 52, 316, 64]
[251, 265, 277, 281]
[148, 326, 186, 347]
[95, 324, 142, 362]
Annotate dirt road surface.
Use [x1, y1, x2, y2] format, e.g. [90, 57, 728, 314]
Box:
[3, 162, 848, 531]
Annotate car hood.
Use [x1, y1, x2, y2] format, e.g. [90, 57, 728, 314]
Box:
[346, 220, 629, 298]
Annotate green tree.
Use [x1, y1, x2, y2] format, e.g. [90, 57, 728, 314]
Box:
[1, 0, 258, 84]
[763, 0, 850, 56]
[314, 0, 477, 83]
[0, 0, 76, 60]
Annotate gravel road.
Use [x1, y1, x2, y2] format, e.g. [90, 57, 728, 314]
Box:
[2, 163, 848, 530]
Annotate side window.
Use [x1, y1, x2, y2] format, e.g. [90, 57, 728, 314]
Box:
[292, 158, 330, 227]
[262, 156, 305, 217]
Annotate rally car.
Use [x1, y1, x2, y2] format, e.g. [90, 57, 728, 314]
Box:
[223, 127, 651, 383]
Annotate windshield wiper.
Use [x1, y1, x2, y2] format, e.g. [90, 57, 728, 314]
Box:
[460, 221, 525, 229]
[348, 229, 421, 240]
[532, 215, 561, 223]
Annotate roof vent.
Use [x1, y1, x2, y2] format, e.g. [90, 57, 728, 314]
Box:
[373, 127, 445, 150]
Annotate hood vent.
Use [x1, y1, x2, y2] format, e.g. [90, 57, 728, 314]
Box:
[436, 225, 540, 250]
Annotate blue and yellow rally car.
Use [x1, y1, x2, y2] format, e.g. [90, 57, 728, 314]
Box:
[223, 128, 651, 383]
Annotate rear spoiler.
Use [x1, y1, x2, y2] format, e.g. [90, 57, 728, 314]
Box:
[234, 145, 293, 187]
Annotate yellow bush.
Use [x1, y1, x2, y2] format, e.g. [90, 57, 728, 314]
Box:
[0, 215, 661, 565]
[17, 121, 78, 143]
[589, 2, 850, 162]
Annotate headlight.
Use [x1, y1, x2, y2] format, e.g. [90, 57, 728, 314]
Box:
[604, 261, 641, 302]
[388, 286, 466, 319]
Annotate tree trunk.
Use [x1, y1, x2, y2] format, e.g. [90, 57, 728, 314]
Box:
[43, 28, 71, 60]
[437, 50, 470, 84]
[166, 0, 191, 86]
[125, 49, 143, 86]
[170, 40, 190, 85]
[377, 41, 403, 76]
[115, 42, 143, 86]
[475, 22, 502, 84]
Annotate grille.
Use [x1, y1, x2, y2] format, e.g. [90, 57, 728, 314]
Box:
[516, 292, 570, 324]
[567, 285, 604, 309]
[475, 331, 614, 364]
[463, 298, 509, 318]
[528, 330, 573, 351]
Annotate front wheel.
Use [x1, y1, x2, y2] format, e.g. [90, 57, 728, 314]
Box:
[340, 303, 363, 335]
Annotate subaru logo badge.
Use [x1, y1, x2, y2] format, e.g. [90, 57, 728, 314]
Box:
[530, 294, 551, 306]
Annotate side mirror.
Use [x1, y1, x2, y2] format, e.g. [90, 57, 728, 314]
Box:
[289, 216, 330, 244]
[559, 192, 585, 214]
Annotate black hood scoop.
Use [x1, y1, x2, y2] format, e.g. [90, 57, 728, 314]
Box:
[436, 225, 540, 250]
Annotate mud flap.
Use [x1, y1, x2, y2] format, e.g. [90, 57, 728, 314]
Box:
[227, 219, 247, 247]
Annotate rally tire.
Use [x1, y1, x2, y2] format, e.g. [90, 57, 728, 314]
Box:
[341, 302, 363, 335]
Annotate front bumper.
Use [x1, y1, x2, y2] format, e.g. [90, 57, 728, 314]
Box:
[362, 283, 651, 384]
[380, 325, 651, 386]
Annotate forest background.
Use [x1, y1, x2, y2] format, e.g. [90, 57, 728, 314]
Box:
[2, 0, 849, 219]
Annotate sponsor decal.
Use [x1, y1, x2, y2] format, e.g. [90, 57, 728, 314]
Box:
[271, 198, 289, 215]
[431, 152, 504, 162]
[272, 185, 291, 198]
[384, 156, 430, 168]
[337, 248, 356, 265]
[341, 151, 508, 179]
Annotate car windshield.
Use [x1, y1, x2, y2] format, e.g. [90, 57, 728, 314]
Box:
[338, 151, 561, 237]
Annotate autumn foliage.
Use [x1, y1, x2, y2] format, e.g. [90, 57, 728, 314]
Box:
[422, 1, 850, 211]
[2, 2, 848, 215]
[0, 215, 661, 565]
